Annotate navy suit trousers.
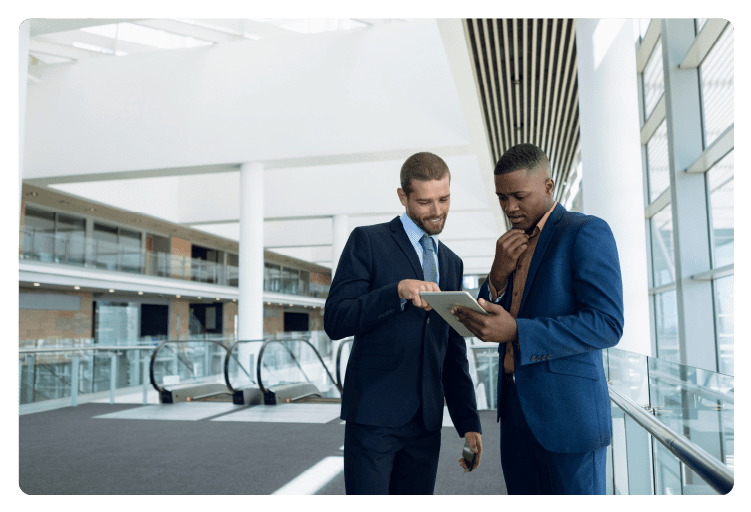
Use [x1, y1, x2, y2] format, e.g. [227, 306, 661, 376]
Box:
[500, 382, 606, 495]
[343, 406, 441, 495]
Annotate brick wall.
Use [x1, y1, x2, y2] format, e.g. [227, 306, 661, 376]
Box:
[224, 301, 238, 337]
[19, 290, 93, 341]
[169, 298, 190, 339]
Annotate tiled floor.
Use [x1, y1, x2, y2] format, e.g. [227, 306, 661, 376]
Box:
[94, 402, 242, 421]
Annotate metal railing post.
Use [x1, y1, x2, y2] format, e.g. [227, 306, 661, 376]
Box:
[71, 355, 79, 407]
[26, 354, 35, 403]
[110, 353, 117, 404]
[142, 352, 149, 405]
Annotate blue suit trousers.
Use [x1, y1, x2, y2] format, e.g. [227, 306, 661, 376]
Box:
[501, 382, 607, 494]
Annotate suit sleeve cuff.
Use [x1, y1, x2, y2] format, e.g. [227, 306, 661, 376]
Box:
[487, 278, 507, 302]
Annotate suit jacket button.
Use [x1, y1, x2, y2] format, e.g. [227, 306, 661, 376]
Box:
[531, 356, 536, 362]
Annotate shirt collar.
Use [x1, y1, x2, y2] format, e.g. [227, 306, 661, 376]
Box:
[529, 201, 558, 240]
[400, 212, 440, 251]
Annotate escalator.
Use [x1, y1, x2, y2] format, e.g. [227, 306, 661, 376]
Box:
[149, 336, 353, 406]
[253, 338, 346, 404]
[150, 339, 233, 403]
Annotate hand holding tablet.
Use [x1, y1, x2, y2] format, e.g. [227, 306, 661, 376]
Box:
[420, 291, 488, 337]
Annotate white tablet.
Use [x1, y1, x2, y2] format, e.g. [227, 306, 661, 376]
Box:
[420, 291, 488, 338]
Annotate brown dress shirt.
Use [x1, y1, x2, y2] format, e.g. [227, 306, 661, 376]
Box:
[489, 201, 557, 374]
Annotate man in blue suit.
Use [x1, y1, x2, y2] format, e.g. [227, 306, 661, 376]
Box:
[453, 143, 623, 494]
[324, 152, 482, 494]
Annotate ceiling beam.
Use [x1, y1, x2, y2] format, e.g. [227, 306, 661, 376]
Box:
[29, 19, 142, 37]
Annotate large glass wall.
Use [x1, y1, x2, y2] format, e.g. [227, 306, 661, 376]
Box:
[636, 19, 734, 375]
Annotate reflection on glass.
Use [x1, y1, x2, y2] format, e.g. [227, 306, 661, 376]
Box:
[654, 290, 678, 362]
[650, 205, 674, 287]
[700, 24, 733, 147]
[653, 440, 682, 494]
[714, 276, 734, 376]
[643, 38, 664, 119]
[646, 121, 670, 204]
[708, 150, 734, 268]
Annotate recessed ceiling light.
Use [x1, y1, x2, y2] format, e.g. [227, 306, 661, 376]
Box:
[197, 297, 202, 299]
[74, 286, 80, 290]
[176, 295, 181, 298]
[216, 298, 220, 301]
[138, 291, 143, 295]
[109, 289, 114, 292]
[33, 282, 40, 286]
[26, 191, 38, 197]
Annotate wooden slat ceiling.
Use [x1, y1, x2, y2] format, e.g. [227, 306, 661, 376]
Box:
[463, 19, 580, 201]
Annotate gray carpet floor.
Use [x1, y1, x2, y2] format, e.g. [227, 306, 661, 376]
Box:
[19, 403, 506, 495]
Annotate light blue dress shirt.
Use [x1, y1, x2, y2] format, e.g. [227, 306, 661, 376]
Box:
[399, 212, 440, 310]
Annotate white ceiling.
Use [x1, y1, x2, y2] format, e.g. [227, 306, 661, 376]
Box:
[22, 18, 505, 273]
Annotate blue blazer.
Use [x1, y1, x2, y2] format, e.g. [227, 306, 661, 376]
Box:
[324, 217, 482, 436]
[479, 203, 623, 453]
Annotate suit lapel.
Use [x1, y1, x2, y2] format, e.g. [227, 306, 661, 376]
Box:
[518, 203, 565, 314]
[437, 240, 451, 290]
[390, 217, 423, 280]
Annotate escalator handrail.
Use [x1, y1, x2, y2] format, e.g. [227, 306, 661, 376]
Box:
[149, 339, 229, 395]
[256, 338, 342, 396]
[335, 338, 354, 388]
[223, 339, 267, 393]
[608, 385, 733, 495]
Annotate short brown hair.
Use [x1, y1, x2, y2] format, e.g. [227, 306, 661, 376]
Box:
[400, 152, 450, 196]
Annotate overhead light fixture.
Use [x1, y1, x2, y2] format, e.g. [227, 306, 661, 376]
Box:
[138, 291, 143, 295]
[33, 283, 40, 287]
[197, 297, 202, 299]
[109, 289, 114, 293]
[176, 295, 181, 299]
[216, 298, 220, 301]
[74, 286, 80, 290]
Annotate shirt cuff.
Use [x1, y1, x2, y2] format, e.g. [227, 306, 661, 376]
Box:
[487, 278, 507, 302]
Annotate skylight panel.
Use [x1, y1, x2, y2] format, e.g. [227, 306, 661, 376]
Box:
[251, 18, 367, 34]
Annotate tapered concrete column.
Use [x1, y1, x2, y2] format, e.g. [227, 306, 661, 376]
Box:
[20, 21, 30, 212]
[332, 213, 349, 278]
[575, 19, 651, 356]
[239, 162, 265, 343]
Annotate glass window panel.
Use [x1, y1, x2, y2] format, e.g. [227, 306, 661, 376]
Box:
[700, 24, 733, 147]
[646, 120, 670, 203]
[654, 290, 678, 363]
[265, 263, 281, 292]
[714, 276, 734, 376]
[642, 38, 664, 119]
[23, 207, 55, 261]
[56, 214, 86, 265]
[707, 150, 733, 268]
[650, 205, 675, 287]
[653, 441, 682, 494]
[696, 19, 707, 32]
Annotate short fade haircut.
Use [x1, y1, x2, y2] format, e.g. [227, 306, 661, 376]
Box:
[494, 143, 551, 178]
[400, 152, 450, 196]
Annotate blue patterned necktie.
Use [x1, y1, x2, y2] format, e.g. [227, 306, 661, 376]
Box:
[420, 234, 438, 284]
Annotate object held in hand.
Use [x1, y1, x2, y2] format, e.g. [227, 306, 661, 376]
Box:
[462, 438, 477, 472]
[420, 291, 488, 337]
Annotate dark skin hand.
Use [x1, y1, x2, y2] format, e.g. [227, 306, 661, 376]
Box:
[488, 228, 528, 293]
[457, 431, 483, 472]
[451, 298, 519, 344]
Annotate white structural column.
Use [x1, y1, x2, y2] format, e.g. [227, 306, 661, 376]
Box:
[239, 162, 265, 343]
[331, 214, 349, 278]
[575, 19, 651, 356]
[19, 20, 30, 211]
[660, 19, 716, 371]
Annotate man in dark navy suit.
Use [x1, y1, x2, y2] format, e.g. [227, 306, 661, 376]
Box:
[453, 143, 623, 494]
[324, 152, 482, 495]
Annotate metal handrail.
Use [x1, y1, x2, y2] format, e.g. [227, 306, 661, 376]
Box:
[608, 386, 734, 495]
[149, 339, 230, 395]
[19, 346, 154, 354]
[223, 338, 267, 393]
[256, 339, 342, 396]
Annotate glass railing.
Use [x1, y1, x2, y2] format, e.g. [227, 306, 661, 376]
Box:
[149, 339, 233, 398]
[19, 345, 157, 410]
[462, 343, 733, 495]
[20, 228, 330, 297]
[604, 347, 733, 495]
